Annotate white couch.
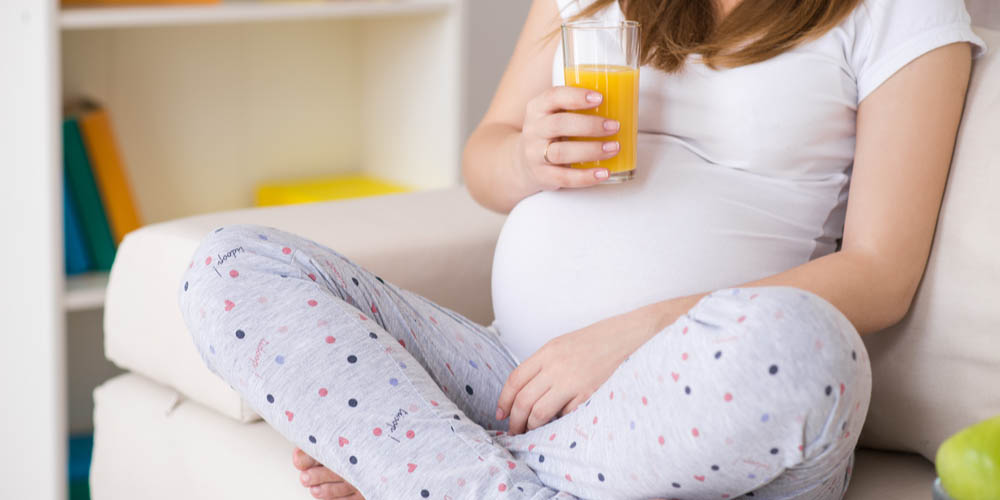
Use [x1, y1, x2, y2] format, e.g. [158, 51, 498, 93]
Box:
[91, 27, 1000, 500]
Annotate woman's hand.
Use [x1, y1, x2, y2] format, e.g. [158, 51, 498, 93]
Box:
[514, 86, 622, 191]
[496, 303, 680, 435]
[292, 447, 365, 500]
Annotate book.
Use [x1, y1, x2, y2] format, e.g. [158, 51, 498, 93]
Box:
[255, 174, 410, 207]
[63, 118, 116, 271]
[78, 105, 142, 245]
[63, 181, 93, 275]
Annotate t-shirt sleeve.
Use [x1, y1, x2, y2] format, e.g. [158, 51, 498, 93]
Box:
[851, 0, 988, 103]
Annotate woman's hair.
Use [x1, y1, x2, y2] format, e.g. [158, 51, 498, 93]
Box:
[567, 0, 862, 72]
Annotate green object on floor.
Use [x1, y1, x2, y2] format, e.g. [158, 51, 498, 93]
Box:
[68, 434, 93, 500]
[935, 415, 1000, 500]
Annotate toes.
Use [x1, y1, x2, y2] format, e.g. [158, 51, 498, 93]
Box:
[292, 448, 319, 470]
[300, 465, 345, 486]
[309, 482, 354, 499]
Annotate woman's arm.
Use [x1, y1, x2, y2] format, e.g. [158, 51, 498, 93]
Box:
[497, 41, 974, 434]
[463, 0, 621, 213]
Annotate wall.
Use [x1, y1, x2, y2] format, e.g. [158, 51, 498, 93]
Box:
[968, 0, 1000, 29]
[463, 0, 533, 140]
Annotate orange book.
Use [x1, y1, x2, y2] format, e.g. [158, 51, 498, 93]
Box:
[77, 104, 143, 245]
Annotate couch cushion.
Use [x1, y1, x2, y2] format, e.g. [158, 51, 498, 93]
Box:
[859, 27, 1000, 460]
[92, 372, 934, 500]
[103, 188, 505, 422]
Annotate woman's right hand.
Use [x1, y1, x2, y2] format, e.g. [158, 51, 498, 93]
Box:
[515, 86, 622, 191]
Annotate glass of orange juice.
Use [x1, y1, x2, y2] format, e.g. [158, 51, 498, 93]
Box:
[561, 19, 640, 183]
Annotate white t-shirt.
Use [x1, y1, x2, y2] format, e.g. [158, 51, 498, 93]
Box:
[490, 0, 987, 362]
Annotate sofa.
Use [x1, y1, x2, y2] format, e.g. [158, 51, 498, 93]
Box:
[90, 27, 999, 500]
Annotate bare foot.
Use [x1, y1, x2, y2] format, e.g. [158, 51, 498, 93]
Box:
[292, 447, 366, 500]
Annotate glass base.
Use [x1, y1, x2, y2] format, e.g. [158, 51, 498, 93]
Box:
[602, 169, 634, 183]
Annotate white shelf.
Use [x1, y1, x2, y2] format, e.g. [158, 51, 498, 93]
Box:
[60, 0, 454, 30]
[66, 271, 110, 312]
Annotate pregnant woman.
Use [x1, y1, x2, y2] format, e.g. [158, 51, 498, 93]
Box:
[178, 0, 984, 498]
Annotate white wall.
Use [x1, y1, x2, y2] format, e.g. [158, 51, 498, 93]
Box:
[968, 0, 1000, 29]
[462, 0, 534, 140]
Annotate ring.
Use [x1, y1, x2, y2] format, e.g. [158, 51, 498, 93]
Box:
[543, 141, 555, 164]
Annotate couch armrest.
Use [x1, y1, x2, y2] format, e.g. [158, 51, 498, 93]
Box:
[103, 187, 506, 422]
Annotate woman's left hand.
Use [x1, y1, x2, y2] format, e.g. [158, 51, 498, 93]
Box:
[496, 305, 676, 435]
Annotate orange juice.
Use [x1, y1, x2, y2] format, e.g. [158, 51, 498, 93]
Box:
[563, 64, 638, 176]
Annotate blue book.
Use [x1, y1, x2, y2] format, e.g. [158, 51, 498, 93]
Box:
[63, 180, 93, 275]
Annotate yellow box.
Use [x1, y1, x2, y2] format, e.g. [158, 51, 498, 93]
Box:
[255, 174, 410, 207]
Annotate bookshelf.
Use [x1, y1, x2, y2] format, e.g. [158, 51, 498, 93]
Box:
[2, 1, 466, 498]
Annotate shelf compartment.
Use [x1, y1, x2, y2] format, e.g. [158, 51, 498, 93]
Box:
[66, 271, 110, 311]
[60, 0, 454, 30]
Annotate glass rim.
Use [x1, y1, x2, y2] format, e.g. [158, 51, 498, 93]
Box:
[561, 19, 640, 31]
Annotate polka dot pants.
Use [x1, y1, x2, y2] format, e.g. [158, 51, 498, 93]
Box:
[178, 224, 871, 500]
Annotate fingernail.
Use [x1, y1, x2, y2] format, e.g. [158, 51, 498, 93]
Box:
[301, 472, 310, 484]
[604, 120, 620, 131]
[586, 92, 603, 103]
[595, 169, 609, 179]
[310, 486, 320, 495]
[496, 407, 506, 420]
[602, 141, 619, 152]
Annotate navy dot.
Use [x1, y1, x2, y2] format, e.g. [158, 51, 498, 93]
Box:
[349, 456, 357, 465]
[517, 487, 524, 492]
[684, 386, 691, 395]
[214, 227, 224, 233]
[420, 490, 429, 498]
[235, 329, 245, 339]
[309, 435, 317, 444]
[453, 415, 460, 420]
[465, 385, 474, 395]
[747, 493, 755, 497]
[598, 473, 605, 482]
[714, 350, 722, 359]
[347, 355, 358, 363]
[348, 398, 358, 407]
[352, 277, 360, 286]
[538, 455, 545, 463]
[569, 441, 577, 449]
[852, 350, 857, 361]
[369, 332, 378, 339]
[769, 364, 779, 375]
[770, 448, 779, 455]
[258, 234, 268, 240]
[183, 281, 189, 291]
[711, 465, 720, 471]
[672, 482, 681, 488]
[825, 385, 833, 396]
[376, 276, 385, 284]
[266, 394, 274, 403]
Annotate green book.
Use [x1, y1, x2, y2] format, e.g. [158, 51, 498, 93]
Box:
[63, 118, 116, 271]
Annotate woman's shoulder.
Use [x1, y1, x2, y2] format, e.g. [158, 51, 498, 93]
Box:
[850, 0, 975, 33]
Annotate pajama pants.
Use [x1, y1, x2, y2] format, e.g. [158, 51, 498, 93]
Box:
[177, 224, 872, 500]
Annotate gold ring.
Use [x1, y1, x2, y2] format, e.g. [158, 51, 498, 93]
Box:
[543, 141, 555, 164]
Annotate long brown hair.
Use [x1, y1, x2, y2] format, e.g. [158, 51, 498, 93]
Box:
[567, 0, 862, 72]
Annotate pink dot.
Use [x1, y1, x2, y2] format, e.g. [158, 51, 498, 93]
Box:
[430, 400, 439, 406]
[840, 383, 846, 395]
[398, 339, 406, 348]
[308, 273, 316, 281]
[318, 388, 328, 397]
[549, 433, 556, 441]
[658, 435, 665, 445]
[282, 247, 291, 255]
[692, 428, 700, 437]
[371, 304, 378, 314]
[373, 427, 382, 436]
[593, 416, 598, 425]
[325, 336, 335, 344]
[682, 353, 689, 361]
[609, 391, 614, 400]
[724, 392, 733, 402]
[359, 313, 368, 321]
[229, 269, 239, 278]
[307, 299, 318, 307]
[641, 396, 648, 406]
[204, 256, 212, 265]
[498, 484, 507, 492]
[406, 430, 415, 439]
[682, 326, 689, 335]
[738, 315, 747, 323]
[565, 474, 573, 482]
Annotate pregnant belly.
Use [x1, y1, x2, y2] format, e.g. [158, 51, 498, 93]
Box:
[490, 139, 837, 362]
